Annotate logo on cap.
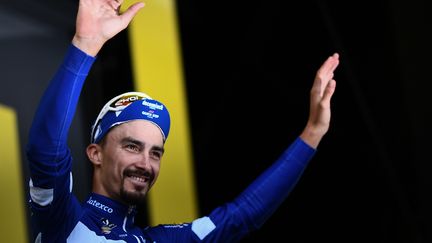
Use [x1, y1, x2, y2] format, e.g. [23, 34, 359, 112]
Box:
[142, 100, 164, 110]
[114, 95, 143, 108]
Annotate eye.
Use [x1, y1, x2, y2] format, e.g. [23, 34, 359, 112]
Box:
[150, 150, 162, 160]
[125, 144, 140, 152]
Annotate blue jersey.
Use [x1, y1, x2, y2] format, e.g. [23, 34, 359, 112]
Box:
[26, 44, 316, 242]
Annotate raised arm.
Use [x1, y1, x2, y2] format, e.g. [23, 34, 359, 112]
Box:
[27, 0, 144, 166]
[199, 54, 340, 242]
[26, 2, 145, 241]
[26, 0, 144, 231]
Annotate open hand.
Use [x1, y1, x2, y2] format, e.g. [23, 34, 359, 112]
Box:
[72, 0, 145, 56]
[300, 53, 339, 148]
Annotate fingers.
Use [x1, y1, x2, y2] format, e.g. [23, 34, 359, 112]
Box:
[314, 53, 339, 96]
[318, 54, 338, 105]
[108, 0, 143, 17]
[318, 53, 339, 80]
[321, 79, 336, 106]
[325, 53, 339, 71]
[107, 0, 121, 14]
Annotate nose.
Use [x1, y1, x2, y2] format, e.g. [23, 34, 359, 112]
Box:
[136, 153, 151, 171]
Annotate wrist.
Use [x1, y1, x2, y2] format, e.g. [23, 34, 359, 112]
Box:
[299, 125, 326, 149]
[72, 35, 105, 57]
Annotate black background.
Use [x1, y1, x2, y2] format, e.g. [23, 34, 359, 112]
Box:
[176, 1, 432, 242]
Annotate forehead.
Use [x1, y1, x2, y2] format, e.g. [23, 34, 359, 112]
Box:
[107, 120, 164, 145]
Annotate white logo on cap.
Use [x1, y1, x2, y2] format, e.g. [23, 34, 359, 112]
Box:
[142, 100, 164, 110]
[142, 111, 160, 119]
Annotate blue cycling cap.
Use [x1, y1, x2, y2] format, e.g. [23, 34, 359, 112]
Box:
[91, 92, 170, 144]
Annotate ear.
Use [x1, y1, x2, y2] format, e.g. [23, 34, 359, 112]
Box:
[86, 143, 103, 166]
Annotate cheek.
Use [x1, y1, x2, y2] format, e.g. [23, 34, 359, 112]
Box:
[103, 152, 127, 179]
[151, 162, 161, 179]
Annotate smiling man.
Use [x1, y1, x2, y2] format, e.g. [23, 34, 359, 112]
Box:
[87, 92, 170, 206]
[26, 0, 339, 242]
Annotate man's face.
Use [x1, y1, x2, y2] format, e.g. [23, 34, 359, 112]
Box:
[94, 120, 165, 205]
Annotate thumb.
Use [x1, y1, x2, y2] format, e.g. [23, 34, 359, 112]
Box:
[321, 79, 336, 105]
[120, 2, 145, 26]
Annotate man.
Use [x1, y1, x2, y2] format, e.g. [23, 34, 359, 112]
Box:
[26, 0, 339, 242]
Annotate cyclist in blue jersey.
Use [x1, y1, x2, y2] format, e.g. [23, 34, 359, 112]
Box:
[26, 0, 340, 242]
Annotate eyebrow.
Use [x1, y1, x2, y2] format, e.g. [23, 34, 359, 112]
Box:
[121, 137, 165, 154]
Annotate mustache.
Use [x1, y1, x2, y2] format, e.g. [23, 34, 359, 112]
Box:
[123, 168, 153, 181]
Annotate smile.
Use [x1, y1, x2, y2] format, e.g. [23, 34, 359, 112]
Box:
[128, 175, 148, 183]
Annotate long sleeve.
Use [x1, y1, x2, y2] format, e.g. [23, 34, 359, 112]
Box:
[202, 137, 315, 242]
[144, 137, 316, 243]
[26, 44, 95, 242]
[230, 137, 315, 229]
[27, 44, 95, 186]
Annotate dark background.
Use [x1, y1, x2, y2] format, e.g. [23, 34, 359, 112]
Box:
[1, 0, 431, 242]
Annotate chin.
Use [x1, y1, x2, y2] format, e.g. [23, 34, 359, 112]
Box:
[120, 188, 147, 205]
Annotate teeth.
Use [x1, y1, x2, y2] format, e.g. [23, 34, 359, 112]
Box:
[130, 176, 146, 182]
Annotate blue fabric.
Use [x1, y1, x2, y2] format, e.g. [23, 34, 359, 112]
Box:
[94, 97, 171, 143]
[26, 43, 317, 242]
